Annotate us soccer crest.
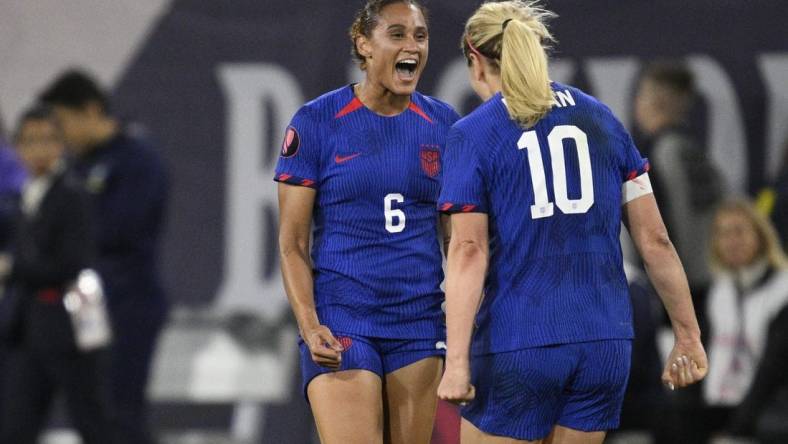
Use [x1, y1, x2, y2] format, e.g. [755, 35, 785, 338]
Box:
[419, 145, 440, 177]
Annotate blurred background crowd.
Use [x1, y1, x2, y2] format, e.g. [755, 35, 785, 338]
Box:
[0, 1, 786, 443]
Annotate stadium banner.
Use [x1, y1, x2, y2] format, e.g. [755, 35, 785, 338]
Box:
[107, 0, 788, 313]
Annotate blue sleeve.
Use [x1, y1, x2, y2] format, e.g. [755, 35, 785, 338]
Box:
[273, 107, 321, 188]
[438, 127, 488, 213]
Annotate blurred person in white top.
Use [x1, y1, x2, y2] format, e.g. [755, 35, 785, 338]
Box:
[704, 199, 788, 408]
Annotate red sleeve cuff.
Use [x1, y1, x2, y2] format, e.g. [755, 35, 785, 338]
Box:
[273, 172, 317, 188]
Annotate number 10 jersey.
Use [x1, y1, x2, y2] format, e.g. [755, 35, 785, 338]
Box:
[275, 85, 460, 340]
[438, 83, 650, 355]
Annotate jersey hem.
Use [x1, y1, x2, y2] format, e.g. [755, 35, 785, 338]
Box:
[471, 334, 634, 356]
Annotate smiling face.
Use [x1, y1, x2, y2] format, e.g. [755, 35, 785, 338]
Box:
[356, 2, 429, 96]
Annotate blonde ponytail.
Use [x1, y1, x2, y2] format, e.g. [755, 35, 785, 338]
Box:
[463, 1, 556, 127]
[500, 19, 553, 127]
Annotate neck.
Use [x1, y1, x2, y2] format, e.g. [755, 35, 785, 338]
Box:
[355, 81, 410, 116]
[486, 74, 502, 99]
[736, 258, 770, 291]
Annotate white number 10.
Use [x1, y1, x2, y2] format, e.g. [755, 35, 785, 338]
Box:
[518, 125, 594, 219]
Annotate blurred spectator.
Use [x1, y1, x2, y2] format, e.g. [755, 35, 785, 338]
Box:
[0, 105, 113, 443]
[40, 70, 169, 444]
[0, 120, 26, 257]
[633, 61, 723, 298]
[702, 199, 788, 439]
[0, 106, 25, 437]
[728, 304, 788, 441]
[767, 138, 788, 247]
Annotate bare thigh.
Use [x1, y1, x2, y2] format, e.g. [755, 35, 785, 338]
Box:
[544, 425, 605, 444]
[384, 356, 443, 444]
[461, 418, 541, 444]
[308, 369, 384, 444]
[461, 418, 607, 444]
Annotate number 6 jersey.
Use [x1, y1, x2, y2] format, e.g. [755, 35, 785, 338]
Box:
[438, 82, 651, 355]
[275, 85, 459, 339]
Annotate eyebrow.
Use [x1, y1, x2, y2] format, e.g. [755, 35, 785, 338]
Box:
[386, 24, 428, 33]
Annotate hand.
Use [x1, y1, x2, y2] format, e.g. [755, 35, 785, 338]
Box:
[662, 337, 708, 390]
[302, 325, 344, 369]
[438, 364, 475, 406]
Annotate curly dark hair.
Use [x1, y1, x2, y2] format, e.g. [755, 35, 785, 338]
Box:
[349, 0, 429, 70]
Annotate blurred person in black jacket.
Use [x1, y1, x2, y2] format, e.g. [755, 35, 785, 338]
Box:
[0, 105, 27, 438]
[0, 111, 27, 261]
[768, 139, 788, 247]
[0, 105, 113, 444]
[633, 61, 723, 300]
[40, 70, 169, 444]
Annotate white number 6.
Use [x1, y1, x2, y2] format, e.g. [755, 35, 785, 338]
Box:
[384, 193, 406, 233]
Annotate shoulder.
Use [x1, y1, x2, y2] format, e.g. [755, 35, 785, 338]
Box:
[451, 94, 506, 139]
[108, 131, 167, 179]
[411, 92, 461, 125]
[295, 85, 357, 125]
[767, 268, 788, 290]
[550, 82, 622, 126]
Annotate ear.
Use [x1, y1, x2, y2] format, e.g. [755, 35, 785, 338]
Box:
[470, 54, 485, 83]
[356, 35, 372, 59]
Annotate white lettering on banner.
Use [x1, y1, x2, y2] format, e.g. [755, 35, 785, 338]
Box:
[759, 54, 788, 180]
[216, 64, 303, 319]
[585, 57, 640, 129]
[687, 55, 747, 193]
[549, 59, 577, 85]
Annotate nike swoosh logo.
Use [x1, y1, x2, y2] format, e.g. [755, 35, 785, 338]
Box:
[335, 153, 361, 164]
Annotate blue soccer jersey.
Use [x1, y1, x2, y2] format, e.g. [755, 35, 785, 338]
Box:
[438, 83, 649, 355]
[275, 85, 459, 339]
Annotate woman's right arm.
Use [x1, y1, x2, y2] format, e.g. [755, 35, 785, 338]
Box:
[278, 182, 343, 368]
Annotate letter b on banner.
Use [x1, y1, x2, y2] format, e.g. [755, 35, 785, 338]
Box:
[216, 64, 303, 319]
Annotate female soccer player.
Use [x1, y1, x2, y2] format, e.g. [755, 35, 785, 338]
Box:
[275, 1, 458, 442]
[437, 2, 708, 443]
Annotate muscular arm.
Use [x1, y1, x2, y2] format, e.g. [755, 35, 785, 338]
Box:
[277, 182, 342, 367]
[623, 193, 707, 388]
[278, 183, 319, 333]
[438, 212, 488, 404]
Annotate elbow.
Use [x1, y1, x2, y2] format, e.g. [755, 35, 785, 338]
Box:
[278, 234, 309, 260]
[640, 229, 676, 265]
[452, 239, 488, 262]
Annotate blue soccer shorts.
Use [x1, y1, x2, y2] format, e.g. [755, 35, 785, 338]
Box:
[462, 339, 632, 441]
[299, 332, 446, 400]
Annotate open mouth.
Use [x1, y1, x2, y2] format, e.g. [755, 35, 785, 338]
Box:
[395, 58, 418, 80]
